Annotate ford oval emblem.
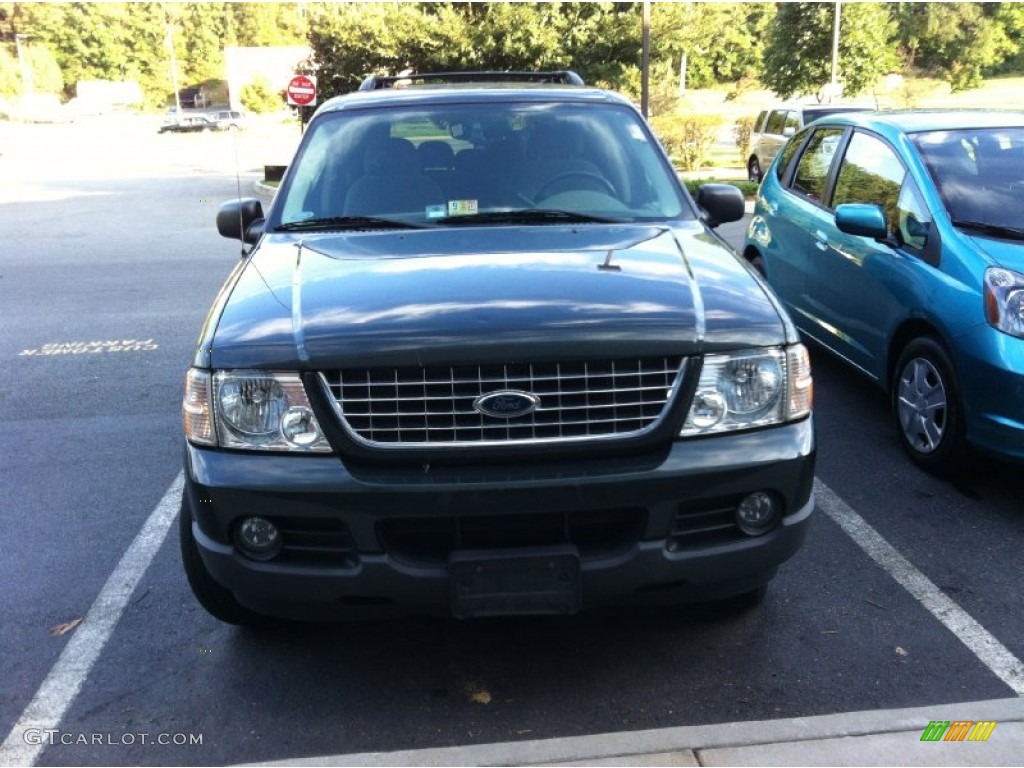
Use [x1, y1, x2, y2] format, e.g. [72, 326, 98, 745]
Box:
[474, 390, 540, 419]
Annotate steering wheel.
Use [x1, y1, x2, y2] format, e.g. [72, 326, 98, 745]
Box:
[536, 171, 617, 200]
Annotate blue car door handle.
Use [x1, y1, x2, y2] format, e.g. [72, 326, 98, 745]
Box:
[813, 230, 828, 251]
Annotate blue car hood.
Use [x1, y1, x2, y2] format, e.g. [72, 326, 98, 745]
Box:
[967, 234, 1024, 272]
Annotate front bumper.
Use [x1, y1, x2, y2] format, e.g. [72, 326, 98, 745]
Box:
[184, 418, 815, 619]
[955, 325, 1024, 461]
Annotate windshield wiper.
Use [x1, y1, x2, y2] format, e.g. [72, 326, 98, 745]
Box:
[950, 220, 1024, 240]
[276, 215, 426, 232]
[435, 209, 624, 225]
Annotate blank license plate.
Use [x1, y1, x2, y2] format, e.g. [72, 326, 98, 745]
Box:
[450, 548, 581, 618]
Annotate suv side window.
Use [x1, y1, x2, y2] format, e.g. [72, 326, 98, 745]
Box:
[791, 127, 844, 202]
[754, 110, 768, 131]
[764, 110, 786, 135]
[783, 111, 800, 135]
[833, 131, 931, 249]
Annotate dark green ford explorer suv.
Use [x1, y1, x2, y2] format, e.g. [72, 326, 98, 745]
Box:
[181, 71, 815, 624]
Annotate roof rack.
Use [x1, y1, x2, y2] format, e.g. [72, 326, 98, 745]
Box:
[358, 70, 585, 91]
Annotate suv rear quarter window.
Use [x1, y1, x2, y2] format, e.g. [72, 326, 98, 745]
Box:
[764, 110, 787, 135]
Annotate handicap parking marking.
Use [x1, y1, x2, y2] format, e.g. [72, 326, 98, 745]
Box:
[0, 473, 183, 768]
[815, 478, 1024, 696]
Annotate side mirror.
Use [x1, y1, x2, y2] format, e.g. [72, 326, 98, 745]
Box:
[782, 126, 796, 137]
[217, 198, 264, 244]
[696, 183, 746, 228]
[835, 203, 888, 239]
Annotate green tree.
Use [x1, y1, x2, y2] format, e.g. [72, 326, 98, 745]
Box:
[762, 2, 897, 100]
[230, 2, 306, 47]
[652, 2, 769, 90]
[305, 2, 642, 100]
[992, 2, 1024, 74]
[24, 41, 62, 93]
[893, 2, 1012, 91]
[0, 45, 20, 98]
[179, 3, 231, 84]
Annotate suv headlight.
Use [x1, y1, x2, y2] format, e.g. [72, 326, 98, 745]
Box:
[681, 345, 812, 436]
[183, 369, 332, 452]
[984, 267, 1024, 338]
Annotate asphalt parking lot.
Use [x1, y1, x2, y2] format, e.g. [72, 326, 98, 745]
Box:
[0, 115, 1021, 767]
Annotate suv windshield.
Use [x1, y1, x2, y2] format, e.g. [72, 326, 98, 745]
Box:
[275, 101, 688, 228]
[914, 127, 1024, 234]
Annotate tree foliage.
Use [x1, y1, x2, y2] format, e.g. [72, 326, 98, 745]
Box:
[3, 2, 1024, 111]
[762, 2, 897, 101]
[892, 2, 1011, 92]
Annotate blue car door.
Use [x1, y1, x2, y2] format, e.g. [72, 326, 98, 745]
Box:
[767, 126, 847, 335]
[804, 130, 933, 381]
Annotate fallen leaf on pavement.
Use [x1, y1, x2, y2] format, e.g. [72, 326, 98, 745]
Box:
[50, 618, 83, 636]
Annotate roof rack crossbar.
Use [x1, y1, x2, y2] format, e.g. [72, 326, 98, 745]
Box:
[358, 70, 585, 91]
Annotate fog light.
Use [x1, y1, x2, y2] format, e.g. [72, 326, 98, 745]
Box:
[736, 491, 779, 536]
[235, 516, 282, 560]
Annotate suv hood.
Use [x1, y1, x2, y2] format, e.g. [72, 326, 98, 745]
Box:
[209, 225, 786, 370]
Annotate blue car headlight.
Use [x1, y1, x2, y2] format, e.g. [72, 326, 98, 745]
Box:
[984, 267, 1024, 339]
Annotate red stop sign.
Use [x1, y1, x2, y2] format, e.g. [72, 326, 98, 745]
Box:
[286, 75, 317, 107]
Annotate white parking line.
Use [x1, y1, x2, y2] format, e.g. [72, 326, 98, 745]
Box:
[0, 473, 184, 767]
[815, 478, 1024, 696]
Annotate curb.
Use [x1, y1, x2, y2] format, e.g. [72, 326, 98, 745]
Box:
[245, 696, 1024, 767]
[253, 179, 276, 208]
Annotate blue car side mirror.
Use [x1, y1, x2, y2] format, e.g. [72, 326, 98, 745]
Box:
[835, 204, 888, 239]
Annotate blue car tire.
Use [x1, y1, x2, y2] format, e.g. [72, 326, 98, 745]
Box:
[893, 336, 965, 474]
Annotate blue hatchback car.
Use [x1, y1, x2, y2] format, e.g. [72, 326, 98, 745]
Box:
[743, 111, 1024, 472]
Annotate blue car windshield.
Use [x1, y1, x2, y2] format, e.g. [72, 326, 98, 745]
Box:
[913, 128, 1024, 232]
[275, 101, 688, 228]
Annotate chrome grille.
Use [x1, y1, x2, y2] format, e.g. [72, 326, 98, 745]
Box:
[320, 357, 685, 447]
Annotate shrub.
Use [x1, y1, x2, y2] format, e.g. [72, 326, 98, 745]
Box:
[733, 116, 756, 165]
[650, 113, 724, 172]
[240, 76, 283, 114]
[683, 179, 759, 198]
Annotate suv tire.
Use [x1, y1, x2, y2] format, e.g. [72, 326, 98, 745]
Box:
[179, 491, 275, 627]
[748, 157, 762, 183]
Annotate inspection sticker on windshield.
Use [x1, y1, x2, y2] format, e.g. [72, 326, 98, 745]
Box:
[447, 199, 478, 217]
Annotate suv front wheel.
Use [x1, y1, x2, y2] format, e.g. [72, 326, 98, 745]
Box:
[179, 491, 275, 627]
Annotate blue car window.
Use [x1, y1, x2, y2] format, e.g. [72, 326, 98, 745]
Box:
[897, 183, 931, 251]
[833, 132, 905, 234]
[775, 128, 809, 182]
[914, 128, 1024, 230]
[791, 128, 844, 203]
